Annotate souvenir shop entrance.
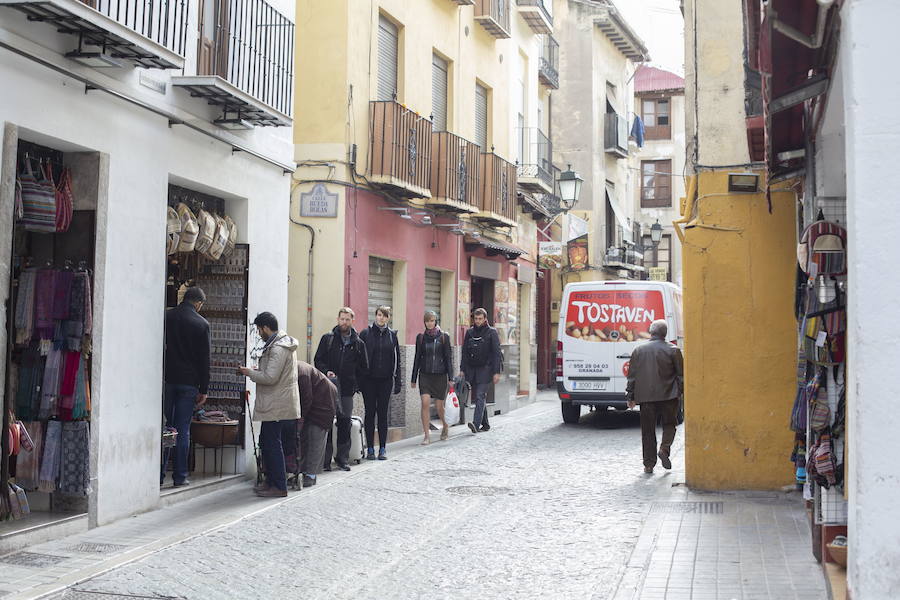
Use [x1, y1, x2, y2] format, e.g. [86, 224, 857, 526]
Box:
[1, 138, 97, 538]
[161, 184, 249, 490]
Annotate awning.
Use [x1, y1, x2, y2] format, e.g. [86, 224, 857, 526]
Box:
[605, 184, 632, 238]
[464, 235, 526, 259]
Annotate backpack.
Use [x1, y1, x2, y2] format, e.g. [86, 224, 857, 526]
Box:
[466, 329, 491, 368]
[176, 203, 199, 253]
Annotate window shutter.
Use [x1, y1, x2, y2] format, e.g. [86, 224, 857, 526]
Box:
[475, 84, 488, 150]
[377, 16, 398, 101]
[368, 256, 394, 323]
[424, 269, 442, 323]
[432, 54, 448, 132]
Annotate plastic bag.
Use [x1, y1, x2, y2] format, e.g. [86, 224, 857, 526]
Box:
[445, 386, 460, 425]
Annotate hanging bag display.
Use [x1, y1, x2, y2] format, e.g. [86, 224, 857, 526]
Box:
[207, 215, 230, 260]
[176, 203, 199, 253]
[223, 216, 238, 257]
[53, 166, 74, 233]
[166, 207, 181, 256]
[194, 209, 216, 257]
[19, 159, 57, 233]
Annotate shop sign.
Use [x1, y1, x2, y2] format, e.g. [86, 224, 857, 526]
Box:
[538, 242, 563, 270]
[567, 214, 589, 241]
[300, 184, 338, 217]
[567, 234, 589, 271]
[648, 267, 668, 281]
[517, 263, 536, 284]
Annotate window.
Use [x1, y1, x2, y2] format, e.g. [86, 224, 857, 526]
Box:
[475, 83, 489, 150]
[377, 15, 398, 101]
[368, 256, 394, 323]
[424, 269, 442, 322]
[642, 97, 671, 140]
[640, 160, 672, 208]
[641, 233, 672, 281]
[432, 53, 448, 132]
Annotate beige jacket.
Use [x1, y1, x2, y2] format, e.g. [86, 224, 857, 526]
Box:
[248, 331, 301, 422]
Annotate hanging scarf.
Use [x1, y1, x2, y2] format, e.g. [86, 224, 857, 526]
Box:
[62, 273, 87, 351]
[58, 421, 90, 496]
[15, 347, 43, 421]
[15, 421, 43, 491]
[72, 358, 89, 420]
[39, 420, 63, 492]
[82, 273, 93, 337]
[14, 269, 36, 344]
[34, 269, 56, 340]
[39, 349, 64, 419]
[57, 351, 81, 421]
[52, 270, 74, 320]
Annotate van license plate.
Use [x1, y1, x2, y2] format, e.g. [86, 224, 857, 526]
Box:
[572, 381, 607, 391]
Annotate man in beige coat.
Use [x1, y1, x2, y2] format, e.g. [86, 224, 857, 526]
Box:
[239, 312, 301, 497]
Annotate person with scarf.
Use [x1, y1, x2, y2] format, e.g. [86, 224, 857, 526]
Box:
[461, 308, 502, 435]
[411, 310, 454, 445]
[358, 306, 401, 460]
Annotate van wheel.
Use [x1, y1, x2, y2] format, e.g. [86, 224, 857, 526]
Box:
[561, 402, 581, 424]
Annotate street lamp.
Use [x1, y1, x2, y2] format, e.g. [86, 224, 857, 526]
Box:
[557, 164, 583, 211]
[649, 219, 663, 247]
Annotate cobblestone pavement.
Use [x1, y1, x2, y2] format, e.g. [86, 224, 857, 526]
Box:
[4, 392, 828, 600]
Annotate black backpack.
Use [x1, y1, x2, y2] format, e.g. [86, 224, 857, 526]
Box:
[466, 330, 491, 367]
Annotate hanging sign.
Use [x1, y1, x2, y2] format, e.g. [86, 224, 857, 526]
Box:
[538, 242, 564, 269]
[567, 214, 589, 241]
[300, 184, 338, 218]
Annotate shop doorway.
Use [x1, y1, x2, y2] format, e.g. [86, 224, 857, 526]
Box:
[161, 184, 249, 492]
[1, 139, 98, 534]
[470, 277, 495, 405]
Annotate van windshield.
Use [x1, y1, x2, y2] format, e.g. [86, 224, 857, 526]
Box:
[563, 289, 665, 342]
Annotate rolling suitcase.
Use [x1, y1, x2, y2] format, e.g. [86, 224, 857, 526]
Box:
[332, 415, 366, 465]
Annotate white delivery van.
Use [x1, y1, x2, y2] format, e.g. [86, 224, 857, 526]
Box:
[556, 280, 683, 424]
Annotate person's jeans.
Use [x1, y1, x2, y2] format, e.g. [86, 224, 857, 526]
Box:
[362, 378, 392, 449]
[299, 422, 328, 476]
[324, 395, 354, 467]
[472, 381, 492, 429]
[259, 420, 287, 491]
[161, 383, 197, 485]
[638, 398, 680, 469]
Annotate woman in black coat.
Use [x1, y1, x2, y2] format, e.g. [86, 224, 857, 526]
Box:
[411, 311, 454, 444]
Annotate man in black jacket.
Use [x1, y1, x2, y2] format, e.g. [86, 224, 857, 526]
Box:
[161, 287, 210, 487]
[460, 308, 502, 435]
[314, 307, 368, 471]
[358, 306, 401, 460]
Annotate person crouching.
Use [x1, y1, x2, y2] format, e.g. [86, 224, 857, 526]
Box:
[297, 361, 337, 488]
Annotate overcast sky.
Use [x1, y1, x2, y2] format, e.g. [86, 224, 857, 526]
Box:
[614, 0, 685, 75]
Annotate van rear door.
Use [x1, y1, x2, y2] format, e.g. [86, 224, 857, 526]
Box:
[608, 287, 667, 393]
[560, 288, 617, 392]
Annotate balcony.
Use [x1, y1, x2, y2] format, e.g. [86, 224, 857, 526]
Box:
[604, 246, 645, 274]
[516, 127, 554, 194]
[539, 35, 559, 89]
[171, 0, 293, 127]
[368, 100, 433, 199]
[0, 0, 189, 69]
[535, 163, 562, 214]
[474, 152, 517, 228]
[448, 0, 474, 4]
[474, 0, 510, 39]
[429, 131, 481, 214]
[516, 0, 552, 35]
[604, 112, 629, 158]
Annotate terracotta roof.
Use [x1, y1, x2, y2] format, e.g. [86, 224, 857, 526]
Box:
[634, 65, 685, 93]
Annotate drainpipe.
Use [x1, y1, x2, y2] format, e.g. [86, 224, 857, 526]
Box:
[770, 0, 835, 49]
[290, 215, 316, 363]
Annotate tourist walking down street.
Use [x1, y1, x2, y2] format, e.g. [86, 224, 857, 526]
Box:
[411, 310, 454, 444]
[358, 306, 401, 460]
[314, 307, 368, 471]
[461, 308, 502, 435]
[625, 319, 684, 474]
[296, 361, 337, 487]
[238, 312, 301, 497]
[161, 286, 210, 488]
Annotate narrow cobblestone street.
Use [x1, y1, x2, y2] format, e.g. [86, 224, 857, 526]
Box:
[1, 392, 827, 599]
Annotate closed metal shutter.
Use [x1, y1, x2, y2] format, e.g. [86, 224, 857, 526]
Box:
[432, 54, 448, 132]
[377, 16, 398, 101]
[368, 256, 394, 324]
[475, 83, 488, 150]
[424, 269, 442, 323]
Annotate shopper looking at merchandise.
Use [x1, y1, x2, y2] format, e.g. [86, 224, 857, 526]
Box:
[238, 312, 301, 497]
[461, 308, 502, 435]
[314, 307, 368, 471]
[358, 306, 401, 460]
[411, 310, 454, 445]
[296, 361, 337, 487]
[161, 286, 210, 488]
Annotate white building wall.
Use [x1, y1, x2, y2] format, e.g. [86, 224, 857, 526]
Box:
[0, 4, 292, 526]
[842, 0, 900, 596]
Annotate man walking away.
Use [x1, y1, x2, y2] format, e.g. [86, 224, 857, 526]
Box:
[314, 307, 368, 471]
[460, 308, 502, 434]
[297, 361, 337, 487]
[359, 306, 401, 460]
[239, 312, 301, 497]
[162, 286, 210, 487]
[626, 319, 684, 474]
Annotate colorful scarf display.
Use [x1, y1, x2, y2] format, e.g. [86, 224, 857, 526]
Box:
[38, 420, 63, 492]
[58, 421, 90, 496]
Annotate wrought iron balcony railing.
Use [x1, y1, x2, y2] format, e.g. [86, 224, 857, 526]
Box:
[477, 151, 518, 227]
[474, 0, 510, 39]
[517, 127, 554, 194]
[430, 131, 481, 213]
[539, 35, 559, 89]
[369, 101, 433, 198]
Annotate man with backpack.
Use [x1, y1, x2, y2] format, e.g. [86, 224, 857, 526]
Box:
[460, 307, 502, 434]
[314, 307, 368, 471]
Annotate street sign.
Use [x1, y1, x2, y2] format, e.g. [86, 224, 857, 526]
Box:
[649, 267, 668, 281]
